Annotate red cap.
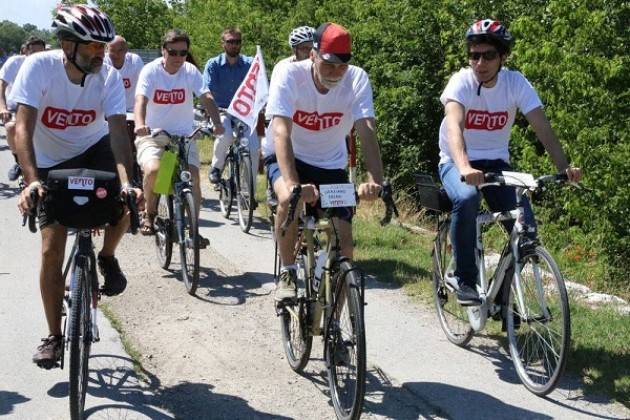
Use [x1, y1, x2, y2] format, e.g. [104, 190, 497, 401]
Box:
[313, 22, 352, 63]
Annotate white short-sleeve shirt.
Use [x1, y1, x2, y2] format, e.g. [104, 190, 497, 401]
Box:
[438, 67, 543, 164]
[0, 55, 26, 110]
[263, 60, 375, 169]
[136, 58, 208, 136]
[8, 50, 126, 168]
[105, 52, 144, 111]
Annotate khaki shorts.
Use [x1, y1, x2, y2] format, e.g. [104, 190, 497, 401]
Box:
[135, 133, 200, 169]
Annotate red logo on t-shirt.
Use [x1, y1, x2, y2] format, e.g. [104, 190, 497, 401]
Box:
[153, 89, 185, 104]
[123, 78, 131, 89]
[465, 110, 508, 131]
[293, 111, 343, 131]
[41, 107, 97, 129]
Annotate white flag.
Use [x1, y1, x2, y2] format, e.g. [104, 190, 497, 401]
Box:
[226, 45, 269, 135]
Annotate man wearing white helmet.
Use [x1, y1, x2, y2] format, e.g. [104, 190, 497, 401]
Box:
[10, 4, 141, 368]
[278, 25, 316, 66]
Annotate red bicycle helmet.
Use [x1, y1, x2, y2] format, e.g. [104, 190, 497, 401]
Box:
[466, 19, 513, 52]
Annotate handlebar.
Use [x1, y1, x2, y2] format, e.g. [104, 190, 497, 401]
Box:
[280, 180, 398, 236]
[460, 172, 570, 189]
[21, 183, 141, 235]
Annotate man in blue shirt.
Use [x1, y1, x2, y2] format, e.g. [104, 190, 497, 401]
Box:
[203, 27, 260, 184]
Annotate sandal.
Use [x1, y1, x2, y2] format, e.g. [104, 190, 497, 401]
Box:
[140, 213, 156, 236]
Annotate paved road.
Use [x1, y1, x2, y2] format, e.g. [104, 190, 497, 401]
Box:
[0, 130, 171, 419]
[1, 128, 628, 419]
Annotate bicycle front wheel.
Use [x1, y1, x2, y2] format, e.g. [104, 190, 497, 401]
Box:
[180, 191, 200, 295]
[155, 194, 173, 269]
[236, 153, 255, 233]
[218, 160, 234, 218]
[279, 255, 312, 372]
[507, 246, 570, 396]
[69, 258, 92, 420]
[432, 219, 473, 346]
[326, 261, 366, 420]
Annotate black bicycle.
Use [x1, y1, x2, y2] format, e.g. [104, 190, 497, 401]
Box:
[153, 125, 210, 295]
[24, 168, 139, 420]
[214, 111, 256, 233]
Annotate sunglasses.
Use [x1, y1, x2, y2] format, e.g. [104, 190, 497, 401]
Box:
[468, 50, 499, 61]
[224, 39, 242, 45]
[166, 48, 188, 57]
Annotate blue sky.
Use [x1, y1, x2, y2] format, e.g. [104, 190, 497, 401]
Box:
[0, 0, 64, 30]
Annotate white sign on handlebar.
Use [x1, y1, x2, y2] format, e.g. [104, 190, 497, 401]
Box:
[320, 183, 356, 208]
[501, 171, 537, 188]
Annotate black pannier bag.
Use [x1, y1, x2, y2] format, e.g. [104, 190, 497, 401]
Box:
[415, 172, 453, 213]
[43, 168, 124, 229]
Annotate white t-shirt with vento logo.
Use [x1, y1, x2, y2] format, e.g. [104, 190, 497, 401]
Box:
[8, 50, 126, 168]
[136, 58, 207, 136]
[104, 52, 144, 112]
[263, 59, 375, 169]
[438, 67, 542, 165]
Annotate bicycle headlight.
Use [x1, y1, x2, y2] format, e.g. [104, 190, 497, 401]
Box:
[239, 137, 249, 148]
[180, 171, 192, 182]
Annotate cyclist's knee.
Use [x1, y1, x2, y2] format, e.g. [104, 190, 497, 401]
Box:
[143, 159, 160, 177]
[40, 230, 66, 265]
[451, 188, 479, 211]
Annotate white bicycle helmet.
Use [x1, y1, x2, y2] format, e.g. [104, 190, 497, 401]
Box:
[289, 26, 315, 48]
[53, 5, 116, 44]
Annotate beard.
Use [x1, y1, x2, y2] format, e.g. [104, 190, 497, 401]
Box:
[78, 56, 103, 73]
[225, 49, 240, 58]
[320, 77, 341, 90]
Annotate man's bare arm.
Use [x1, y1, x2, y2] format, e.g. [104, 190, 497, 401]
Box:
[353, 117, 383, 185]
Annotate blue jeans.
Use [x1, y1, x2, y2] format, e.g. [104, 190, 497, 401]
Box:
[439, 160, 537, 287]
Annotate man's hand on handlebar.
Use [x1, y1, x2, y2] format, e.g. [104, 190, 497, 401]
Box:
[0, 108, 11, 125]
[212, 123, 225, 136]
[357, 182, 382, 201]
[299, 183, 319, 205]
[460, 166, 485, 186]
[18, 181, 45, 215]
[564, 166, 582, 183]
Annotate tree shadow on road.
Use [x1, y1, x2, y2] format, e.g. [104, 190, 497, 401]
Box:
[193, 267, 273, 306]
[47, 353, 290, 419]
[0, 182, 20, 199]
[466, 337, 628, 419]
[0, 390, 30, 416]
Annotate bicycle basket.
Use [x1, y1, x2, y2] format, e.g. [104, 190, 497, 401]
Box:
[44, 168, 124, 228]
[415, 172, 452, 213]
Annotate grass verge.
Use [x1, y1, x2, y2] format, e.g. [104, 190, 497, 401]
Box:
[100, 302, 147, 381]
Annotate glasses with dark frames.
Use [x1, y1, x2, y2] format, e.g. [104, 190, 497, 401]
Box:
[468, 50, 499, 61]
[224, 39, 241, 45]
[166, 48, 188, 57]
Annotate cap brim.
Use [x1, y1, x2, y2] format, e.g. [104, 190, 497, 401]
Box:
[320, 52, 351, 64]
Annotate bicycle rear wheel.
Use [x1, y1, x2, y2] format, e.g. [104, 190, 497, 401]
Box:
[432, 219, 474, 346]
[326, 261, 366, 420]
[69, 258, 92, 420]
[155, 194, 173, 269]
[236, 153, 255, 233]
[507, 246, 570, 396]
[279, 254, 312, 372]
[218, 160, 234, 218]
[180, 191, 200, 295]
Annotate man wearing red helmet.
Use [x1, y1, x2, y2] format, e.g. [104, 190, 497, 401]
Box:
[10, 4, 141, 368]
[264, 22, 385, 302]
[438, 19, 582, 305]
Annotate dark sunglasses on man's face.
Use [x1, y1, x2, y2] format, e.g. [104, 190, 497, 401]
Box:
[166, 48, 188, 57]
[224, 39, 241, 45]
[468, 50, 499, 61]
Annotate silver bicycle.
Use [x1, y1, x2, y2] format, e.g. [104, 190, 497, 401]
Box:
[419, 171, 572, 396]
